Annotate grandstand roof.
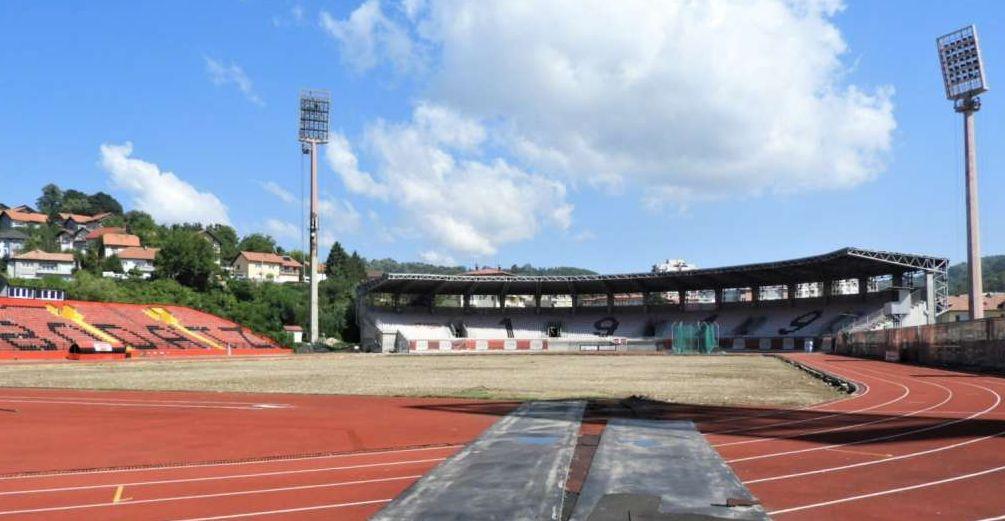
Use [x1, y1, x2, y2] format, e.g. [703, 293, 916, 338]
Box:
[359, 247, 949, 296]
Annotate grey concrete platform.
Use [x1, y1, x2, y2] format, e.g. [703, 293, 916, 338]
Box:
[372, 400, 585, 521]
[569, 419, 768, 521]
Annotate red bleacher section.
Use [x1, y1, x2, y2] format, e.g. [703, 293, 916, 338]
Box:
[0, 298, 283, 359]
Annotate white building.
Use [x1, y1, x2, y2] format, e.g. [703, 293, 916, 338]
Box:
[101, 233, 141, 257]
[0, 209, 48, 230]
[231, 251, 302, 283]
[116, 247, 159, 279]
[652, 258, 696, 273]
[0, 229, 27, 259]
[6, 250, 76, 280]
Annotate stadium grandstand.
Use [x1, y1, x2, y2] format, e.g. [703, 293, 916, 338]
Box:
[0, 292, 280, 359]
[357, 247, 949, 353]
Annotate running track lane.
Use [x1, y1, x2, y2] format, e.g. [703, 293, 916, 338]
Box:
[0, 388, 516, 520]
[719, 354, 1005, 521]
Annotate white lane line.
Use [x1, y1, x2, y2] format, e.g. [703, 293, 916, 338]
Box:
[768, 464, 1005, 516]
[0, 474, 422, 516]
[0, 444, 460, 481]
[745, 379, 1005, 483]
[713, 366, 953, 448]
[171, 498, 392, 520]
[0, 394, 289, 407]
[0, 457, 446, 496]
[976, 514, 1005, 521]
[699, 376, 870, 426]
[0, 398, 274, 411]
[728, 377, 1001, 464]
[706, 365, 910, 438]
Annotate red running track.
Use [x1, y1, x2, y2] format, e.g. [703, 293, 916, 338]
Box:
[0, 389, 516, 520]
[699, 354, 1005, 520]
[0, 355, 1003, 520]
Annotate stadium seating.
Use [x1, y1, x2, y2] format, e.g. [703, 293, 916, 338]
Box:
[0, 297, 278, 355]
[366, 293, 897, 352]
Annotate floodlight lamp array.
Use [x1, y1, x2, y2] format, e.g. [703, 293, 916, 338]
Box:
[937, 25, 988, 101]
[299, 90, 330, 143]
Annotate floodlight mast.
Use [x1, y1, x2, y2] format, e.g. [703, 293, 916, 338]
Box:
[937, 25, 989, 320]
[299, 90, 330, 344]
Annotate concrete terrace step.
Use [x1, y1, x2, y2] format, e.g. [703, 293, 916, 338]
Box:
[373, 400, 585, 521]
[570, 419, 768, 521]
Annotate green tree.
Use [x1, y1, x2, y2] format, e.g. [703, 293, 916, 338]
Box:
[102, 255, 123, 274]
[237, 233, 276, 254]
[36, 184, 64, 215]
[205, 224, 239, 262]
[88, 192, 123, 215]
[155, 228, 220, 291]
[23, 222, 61, 252]
[60, 190, 91, 214]
[124, 211, 160, 246]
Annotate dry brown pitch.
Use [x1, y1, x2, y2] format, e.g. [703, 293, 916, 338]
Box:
[0, 353, 839, 407]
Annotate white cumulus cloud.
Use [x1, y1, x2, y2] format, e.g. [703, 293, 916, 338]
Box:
[99, 142, 231, 225]
[419, 250, 457, 266]
[260, 181, 297, 204]
[325, 134, 389, 199]
[327, 0, 896, 206]
[319, 1, 419, 73]
[204, 57, 264, 106]
[328, 104, 573, 257]
[264, 218, 300, 240]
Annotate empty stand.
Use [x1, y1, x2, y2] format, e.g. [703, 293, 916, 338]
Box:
[367, 294, 896, 352]
[0, 298, 279, 355]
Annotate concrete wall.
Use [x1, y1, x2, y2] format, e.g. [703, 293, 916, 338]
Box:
[835, 317, 1005, 371]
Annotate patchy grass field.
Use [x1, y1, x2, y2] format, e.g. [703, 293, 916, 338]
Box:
[0, 353, 839, 407]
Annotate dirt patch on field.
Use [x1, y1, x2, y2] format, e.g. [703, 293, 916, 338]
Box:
[0, 353, 839, 407]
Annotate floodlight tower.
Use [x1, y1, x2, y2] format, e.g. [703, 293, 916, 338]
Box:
[299, 90, 330, 343]
[937, 25, 989, 320]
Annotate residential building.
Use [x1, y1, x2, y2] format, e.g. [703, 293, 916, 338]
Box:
[58, 212, 111, 233]
[116, 247, 159, 279]
[6, 250, 75, 280]
[83, 227, 126, 250]
[0, 209, 48, 230]
[57, 228, 90, 253]
[231, 251, 302, 283]
[101, 233, 141, 257]
[939, 293, 1005, 323]
[0, 229, 27, 259]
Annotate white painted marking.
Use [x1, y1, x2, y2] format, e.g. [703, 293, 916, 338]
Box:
[0, 398, 274, 411]
[0, 444, 461, 481]
[0, 474, 422, 516]
[729, 372, 1001, 463]
[708, 365, 910, 437]
[768, 464, 1005, 516]
[745, 380, 1005, 483]
[171, 498, 392, 520]
[714, 366, 952, 448]
[0, 457, 446, 496]
[0, 394, 287, 407]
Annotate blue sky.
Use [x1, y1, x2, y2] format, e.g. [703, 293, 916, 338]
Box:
[1, 1, 1002, 272]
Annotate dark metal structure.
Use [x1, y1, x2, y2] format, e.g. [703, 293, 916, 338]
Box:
[358, 247, 950, 315]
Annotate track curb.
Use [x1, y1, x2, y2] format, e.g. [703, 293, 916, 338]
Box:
[771, 355, 858, 395]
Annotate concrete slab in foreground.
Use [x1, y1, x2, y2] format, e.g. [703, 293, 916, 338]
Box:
[373, 400, 585, 521]
[570, 419, 768, 521]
